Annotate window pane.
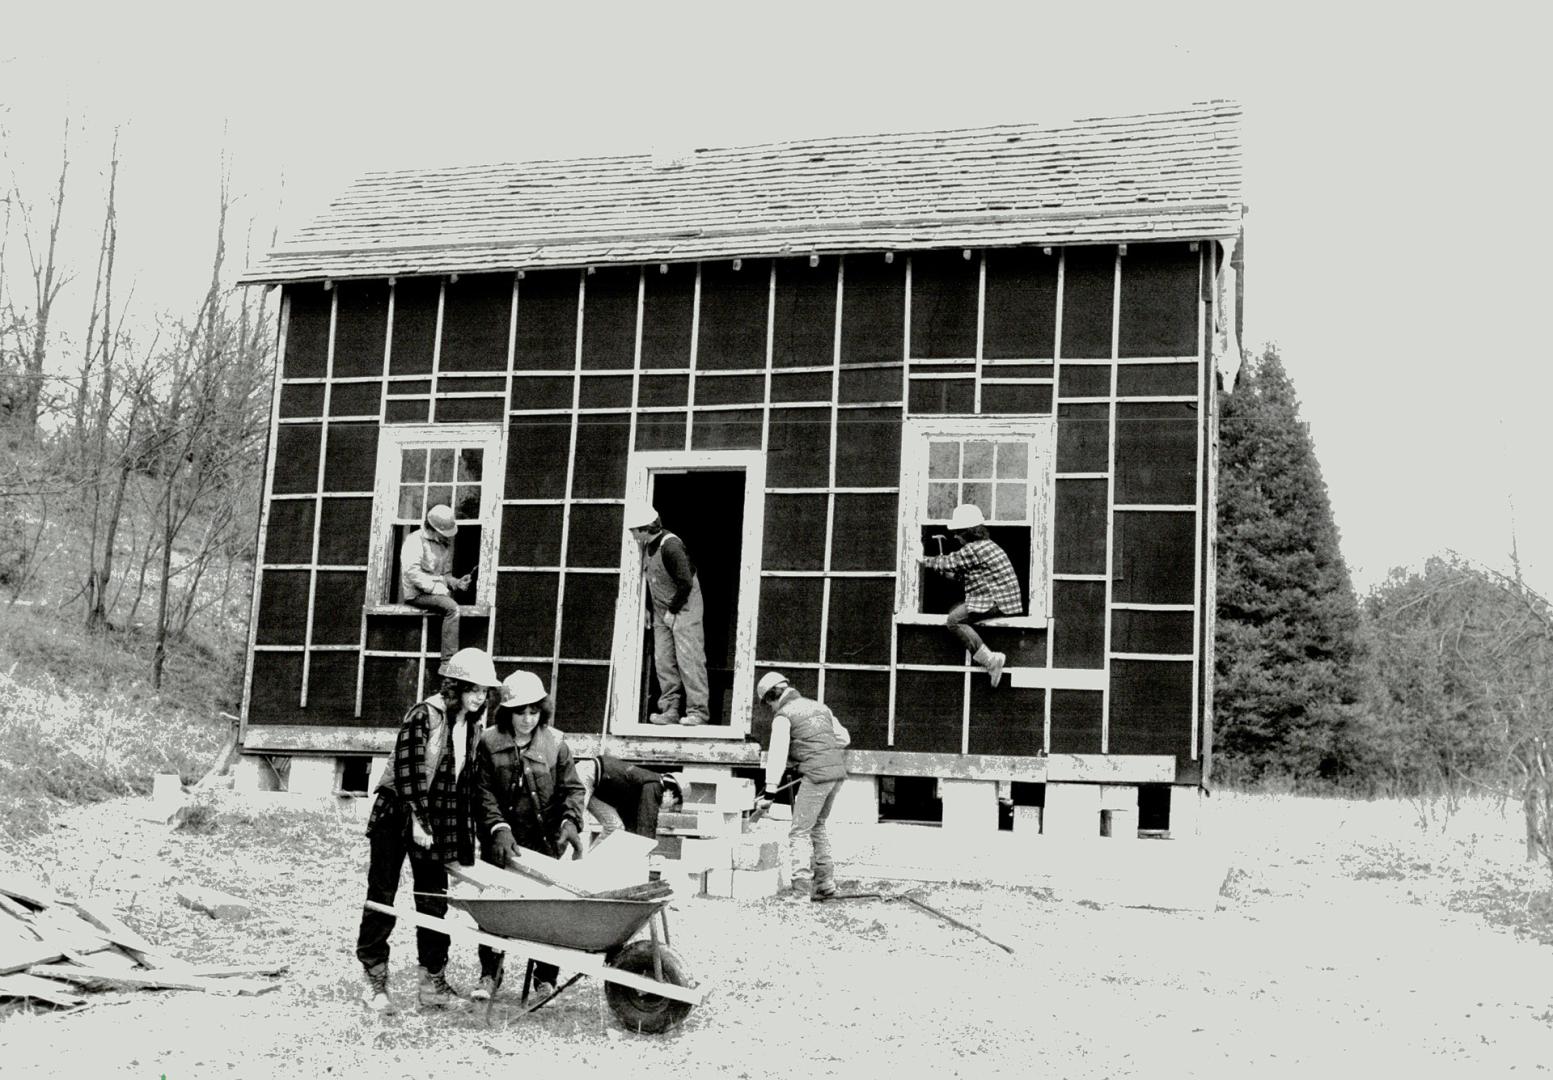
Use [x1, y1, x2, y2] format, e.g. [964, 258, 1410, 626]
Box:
[426, 484, 452, 511]
[995, 482, 1027, 522]
[962, 440, 994, 478]
[962, 481, 992, 516]
[927, 482, 958, 519]
[458, 448, 483, 482]
[928, 440, 959, 479]
[400, 448, 426, 482]
[455, 485, 482, 519]
[996, 442, 1028, 479]
[429, 448, 455, 481]
[397, 485, 424, 520]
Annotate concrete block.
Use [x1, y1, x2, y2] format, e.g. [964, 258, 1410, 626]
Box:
[730, 867, 780, 900]
[828, 775, 879, 823]
[1169, 786, 1204, 838]
[677, 869, 707, 897]
[651, 835, 683, 859]
[939, 778, 999, 833]
[732, 839, 781, 871]
[657, 811, 700, 832]
[1102, 808, 1139, 840]
[673, 811, 744, 837]
[704, 867, 734, 897]
[233, 755, 265, 794]
[287, 756, 337, 797]
[676, 765, 735, 785]
[680, 837, 733, 871]
[1098, 784, 1138, 811]
[1043, 782, 1102, 839]
[1013, 805, 1043, 834]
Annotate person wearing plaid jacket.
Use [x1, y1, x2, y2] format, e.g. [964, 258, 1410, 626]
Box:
[919, 504, 1023, 688]
[354, 648, 501, 1012]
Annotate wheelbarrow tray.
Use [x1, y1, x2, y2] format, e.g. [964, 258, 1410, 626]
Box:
[445, 895, 664, 953]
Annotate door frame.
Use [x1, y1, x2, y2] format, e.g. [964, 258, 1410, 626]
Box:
[608, 449, 766, 739]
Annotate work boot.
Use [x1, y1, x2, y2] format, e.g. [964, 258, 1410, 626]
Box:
[681, 713, 707, 726]
[788, 869, 814, 897]
[471, 974, 501, 1002]
[530, 979, 557, 1001]
[648, 712, 680, 726]
[417, 966, 460, 1008]
[811, 878, 838, 902]
[362, 963, 393, 1012]
[986, 651, 1006, 688]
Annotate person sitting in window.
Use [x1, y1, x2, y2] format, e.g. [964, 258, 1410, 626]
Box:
[917, 503, 1022, 687]
[400, 504, 471, 661]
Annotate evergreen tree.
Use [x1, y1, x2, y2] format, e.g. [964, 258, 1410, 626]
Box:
[1214, 346, 1363, 781]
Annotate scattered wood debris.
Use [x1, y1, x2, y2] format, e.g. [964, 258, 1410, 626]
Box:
[0, 870, 287, 1012]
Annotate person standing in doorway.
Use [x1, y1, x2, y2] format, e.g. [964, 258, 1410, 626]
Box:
[625, 500, 709, 726]
[754, 671, 850, 901]
[400, 504, 472, 661]
[918, 503, 1022, 687]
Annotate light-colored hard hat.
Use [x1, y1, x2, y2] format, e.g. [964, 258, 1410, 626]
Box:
[623, 498, 660, 530]
[425, 504, 458, 537]
[440, 647, 500, 688]
[948, 504, 985, 531]
[756, 671, 790, 702]
[499, 669, 548, 708]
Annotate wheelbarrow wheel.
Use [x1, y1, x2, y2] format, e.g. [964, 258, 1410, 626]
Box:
[604, 941, 694, 1034]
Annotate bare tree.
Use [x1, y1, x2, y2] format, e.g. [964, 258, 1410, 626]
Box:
[4, 119, 73, 434]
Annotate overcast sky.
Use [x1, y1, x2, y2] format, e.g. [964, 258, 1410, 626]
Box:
[4, 1, 1548, 595]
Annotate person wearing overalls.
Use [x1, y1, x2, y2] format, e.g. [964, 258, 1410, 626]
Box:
[625, 499, 709, 726]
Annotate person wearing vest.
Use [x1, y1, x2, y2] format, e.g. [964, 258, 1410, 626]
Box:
[754, 671, 851, 900]
[471, 670, 586, 1003]
[575, 753, 683, 841]
[625, 500, 710, 726]
[355, 647, 500, 1013]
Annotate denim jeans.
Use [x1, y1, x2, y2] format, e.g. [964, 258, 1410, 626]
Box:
[408, 592, 460, 660]
[789, 777, 843, 881]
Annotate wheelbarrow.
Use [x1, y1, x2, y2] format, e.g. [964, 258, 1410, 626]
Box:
[363, 892, 700, 1033]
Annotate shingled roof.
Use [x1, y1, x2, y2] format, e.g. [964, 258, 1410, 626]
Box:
[239, 101, 1243, 285]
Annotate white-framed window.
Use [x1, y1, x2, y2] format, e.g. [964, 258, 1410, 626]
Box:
[895, 416, 1055, 623]
[365, 424, 504, 610]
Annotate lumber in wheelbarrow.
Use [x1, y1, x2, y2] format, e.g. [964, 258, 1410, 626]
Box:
[361, 901, 702, 1007]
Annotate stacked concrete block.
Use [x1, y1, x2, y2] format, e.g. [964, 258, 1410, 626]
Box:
[1168, 785, 1204, 838]
[648, 768, 757, 898]
[1042, 782, 1102, 839]
[827, 775, 880, 823]
[1013, 804, 1043, 834]
[938, 778, 1000, 833]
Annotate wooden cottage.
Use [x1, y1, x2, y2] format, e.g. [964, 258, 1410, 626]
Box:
[235, 101, 1244, 837]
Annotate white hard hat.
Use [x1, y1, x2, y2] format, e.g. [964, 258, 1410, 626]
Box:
[425, 504, 458, 537]
[948, 504, 985, 531]
[623, 499, 660, 530]
[756, 671, 789, 702]
[499, 669, 548, 708]
[440, 647, 500, 688]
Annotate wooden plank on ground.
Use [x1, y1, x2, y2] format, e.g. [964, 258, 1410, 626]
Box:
[0, 872, 56, 910]
[0, 941, 66, 975]
[186, 962, 291, 979]
[68, 900, 156, 955]
[0, 972, 87, 1008]
[27, 963, 274, 996]
[0, 893, 33, 919]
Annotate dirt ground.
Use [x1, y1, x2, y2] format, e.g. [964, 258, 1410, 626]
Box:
[3, 791, 1553, 1079]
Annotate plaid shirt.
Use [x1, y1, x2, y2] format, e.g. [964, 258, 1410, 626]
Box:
[922, 538, 1024, 616]
[367, 696, 480, 866]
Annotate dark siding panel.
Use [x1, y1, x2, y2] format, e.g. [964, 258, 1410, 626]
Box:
[909, 249, 978, 359]
[249, 652, 303, 724]
[639, 375, 689, 407]
[511, 376, 575, 411]
[967, 683, 1043, 756]
[892, 670, 963, 752]
[1059, 247, 1115, 359]
[840, 256, 904, 366]
[440, 273, 512, 371]
[556, 663, 610, 727]
[1049, 689, 1102, 753]
[263, 501, 315, 565]
[698, 259, 769, 371]
[515, 270, 579, 371]
[767, 408, 831, 488]
[1118, 243, 1199, 358]
[984, 247, 1058, 360]
[255, 571, 310, 645]
[495, 572, 558, 657]
[283, 284, 331, 378]
[385, 399, 430, 424]
[1117, 363, 1198, 397]
[1057, 403, 1110, 473]
[1053, 480, 1108, 575]
[329, 381, 380, 418]
[272, 425, 321, 494]
[435, 397, 506, 423]
[1116, 402, 1198, 505]
[559, 574, 617, 659]
[389, 278, 439, 375]
[825, 578, 892, 665]
[757, 577, 822, 662]
[772, 371, 832, 403]
[567, 504, 625, 567]
[1112, 511, 1196, 605]
[690, 409, 762, 451]
[1059, 365, 1111, 398]
[581, 267, 639, 370]
[279, 383, 324, 418]
[980, 383, 1052, 415]
[772, 256, 837, 368]
[573, 415, 630, 497]
[1112, 609, 1195, 655]
[315, 497, 372, 565]
[695, 374, 765, 407]
[909, 378, 974, 415]
[835, 408, 901, 487]
[642, 263, 696, 369]
[1052, 579, 1106, 668]
[323, 423, 379, 493]
[578, 375, 634, 410]
[501, 502, 564, 566]
[1109, 659, 1193, 758]
[634, 412, 686, 451]
[506, 418, 572, 500]
[977, 625, 1047, 668]
[306, 652, 359, 721]
[362, 657, 422, 724]
[897, 623, 966, 665]
[366, 615, 423, 652]
[824, 668, 889, 753]
[761, 495, 827, 571]
[831, 494, 899, 570]
[839, 366, 902, 404]
[312, 572, 366, 645]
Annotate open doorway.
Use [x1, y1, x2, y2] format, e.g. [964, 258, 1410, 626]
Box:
[638, 470, 746, 726]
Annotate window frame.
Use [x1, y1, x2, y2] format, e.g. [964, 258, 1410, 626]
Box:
[364, 423, 504, 612]
[895, 416, 1055, 625]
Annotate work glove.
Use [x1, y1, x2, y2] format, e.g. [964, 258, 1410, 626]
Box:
[411, 817, 433, 849]
[662, 610, 677, 629]
[491, 828, 520, 867]
[555, 820, 583, 861]
[754, 796, 774, 814]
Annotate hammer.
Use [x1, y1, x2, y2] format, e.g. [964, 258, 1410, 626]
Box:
[748, 778, 802, 823]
